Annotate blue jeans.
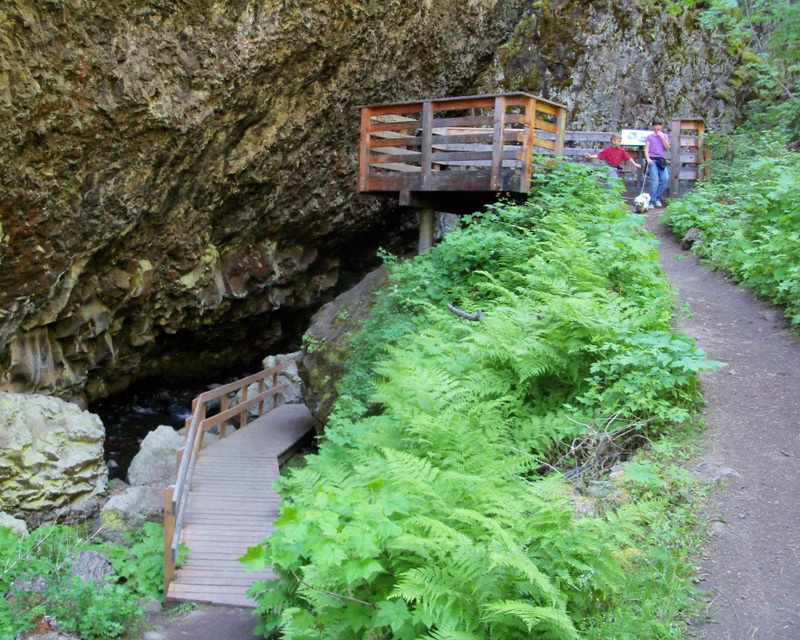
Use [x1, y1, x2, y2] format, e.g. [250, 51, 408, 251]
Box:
[649, 160, 669, 203]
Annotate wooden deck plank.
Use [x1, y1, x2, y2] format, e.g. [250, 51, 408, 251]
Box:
[167, 403, 314, 607]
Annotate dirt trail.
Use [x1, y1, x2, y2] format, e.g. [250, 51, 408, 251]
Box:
[644, 210, 800, 639]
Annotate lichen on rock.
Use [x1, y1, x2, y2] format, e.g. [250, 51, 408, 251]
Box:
[0, 393, 107, 526]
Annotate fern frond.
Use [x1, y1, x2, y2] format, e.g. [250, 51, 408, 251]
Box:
[380, 448, 440, 498]
[482, 600, 577, 638]
[488, 549, 561, 605]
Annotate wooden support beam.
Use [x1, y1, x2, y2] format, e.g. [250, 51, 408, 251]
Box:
[670, 118, 682, 197]
[490, 95, 507, 190]
[164, 485, 176, 600]
[359, 106, 371, 192]
[419, 208, 435, 253]
[421, 101, 434, 191]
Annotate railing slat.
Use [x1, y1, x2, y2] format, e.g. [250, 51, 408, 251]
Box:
[421, 101, 433, 191]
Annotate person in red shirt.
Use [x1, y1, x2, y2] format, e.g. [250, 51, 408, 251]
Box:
[585, 134, 641, 176]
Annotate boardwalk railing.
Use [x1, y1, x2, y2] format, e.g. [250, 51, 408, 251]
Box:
[358, 92, 567, 199]
[358, 97, 705, 217]
[163, 364, 287, 598]
[561, 118, 709, 196]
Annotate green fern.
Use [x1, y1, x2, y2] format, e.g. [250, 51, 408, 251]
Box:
[249, 161, 713, 640]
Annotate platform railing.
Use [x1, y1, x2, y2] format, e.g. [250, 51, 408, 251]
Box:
[163, 364, 287, 598]
[358, 92, 567, 197]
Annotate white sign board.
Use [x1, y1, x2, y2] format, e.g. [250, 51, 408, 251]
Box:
[620, 129, 652, 146]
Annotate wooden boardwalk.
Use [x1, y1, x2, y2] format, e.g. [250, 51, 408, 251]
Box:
[166, 403, 315, 607]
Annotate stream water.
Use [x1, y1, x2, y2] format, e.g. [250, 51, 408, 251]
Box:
[91, 384, 199, 480]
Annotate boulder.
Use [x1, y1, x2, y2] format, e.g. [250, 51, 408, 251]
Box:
[71, 550, 115, 584]
[232, 351, 304, 420]
[681, 227, 702, 250]
[262, 351, 304, 406]
[0, 511, 29, 537]
[127, 425, 184, 487]
[298, 266, 388, 428]
[95, 485, 163, 544]
[0, 393, 107, 526]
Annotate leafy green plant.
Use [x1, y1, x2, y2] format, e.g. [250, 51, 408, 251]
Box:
[662, 132, 800, 325]
[0, 524, 144, 639]
[245, 162, 715, 639]
[106, 521, 186, 603]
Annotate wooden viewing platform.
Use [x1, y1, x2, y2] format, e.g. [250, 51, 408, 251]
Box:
[164, 367, 315, 607]
[358, 93, 707, 251]
[358, 92, 567, 216]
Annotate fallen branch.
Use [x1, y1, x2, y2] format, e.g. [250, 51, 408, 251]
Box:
[291, 571, 378, 609]
[447, 303, 484, 322]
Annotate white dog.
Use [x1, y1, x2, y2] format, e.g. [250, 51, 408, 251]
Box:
[633, 192, 651, 213]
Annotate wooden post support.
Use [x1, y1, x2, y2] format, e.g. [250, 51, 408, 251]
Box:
[358, 107, 371, 192]
[554, 104, 567, 158]
[697, 120, 710, 181]
[273, 371, 280, 410]
[490, 95, 507, 191]
[521, 96, 536, 192]
[421, 101, 434, 191]
[220, 395, 229, 438]
[239, 385, 248, 429]
[669, 118, 682, 198]
[419, 208, 435, 253]
[163, 485, 176, 601]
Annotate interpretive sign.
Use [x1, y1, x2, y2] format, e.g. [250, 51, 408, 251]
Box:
[620, 129, 652, 146]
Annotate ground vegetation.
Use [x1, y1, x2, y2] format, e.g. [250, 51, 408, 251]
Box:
[0, 522, 176, 639]
[243, 163, 719, 639]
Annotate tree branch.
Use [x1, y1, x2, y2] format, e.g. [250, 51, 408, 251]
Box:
[446, 303, 484, 322]
[291, 571, 378, 609]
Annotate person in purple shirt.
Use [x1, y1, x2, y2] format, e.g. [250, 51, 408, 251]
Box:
[644, 117, 671, 209]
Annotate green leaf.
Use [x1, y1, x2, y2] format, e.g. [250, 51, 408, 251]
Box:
[375, 599, 413, 632]
[239, 544, 269, 571]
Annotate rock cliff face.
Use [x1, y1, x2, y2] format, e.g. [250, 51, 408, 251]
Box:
[0, 0, 526, 404]
[474, 0, 748, 130]
[0, 0, 743, 407]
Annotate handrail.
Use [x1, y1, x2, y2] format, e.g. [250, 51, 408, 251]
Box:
[358, 92, 567, 196]
[358, 97, 705, 200]
[163, 362, 287, 598]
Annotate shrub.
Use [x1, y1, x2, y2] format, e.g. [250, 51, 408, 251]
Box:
[662, 132, 800, 325]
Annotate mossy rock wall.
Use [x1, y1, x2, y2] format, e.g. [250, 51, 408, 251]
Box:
[474, 0, 748, 131]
